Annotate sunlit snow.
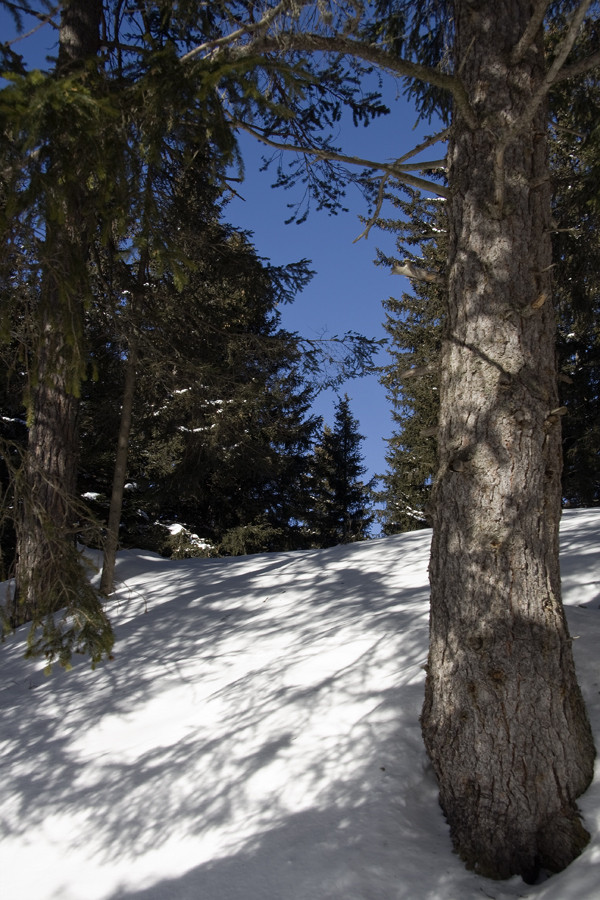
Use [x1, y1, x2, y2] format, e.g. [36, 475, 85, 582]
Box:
[1, 509, 599, 899]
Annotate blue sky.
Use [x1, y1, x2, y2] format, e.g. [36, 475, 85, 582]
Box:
[227, 96, 436, 486]
[1, 6, 439, 489]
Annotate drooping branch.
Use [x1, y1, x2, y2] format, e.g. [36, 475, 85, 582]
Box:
[353, 171, 389, 242]
[228, 31, 478, 130]
[181, 6, 478, 132]
[233, 118, 450, 198]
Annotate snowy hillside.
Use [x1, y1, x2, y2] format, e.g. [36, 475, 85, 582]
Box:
[1, 509, 600, 900]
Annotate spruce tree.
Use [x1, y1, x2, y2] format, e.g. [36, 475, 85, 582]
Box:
[376, 187, 445, 532]
[1, 0, 387, 645]
[209, 2, 598, 876]
[78, 161, 319, 559]
[308, 394, 373, 547]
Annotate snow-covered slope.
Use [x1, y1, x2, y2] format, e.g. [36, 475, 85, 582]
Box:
[1, 509, 599, 900]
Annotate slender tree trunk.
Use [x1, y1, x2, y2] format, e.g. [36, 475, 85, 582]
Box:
[421, 0, 595, 881]
[100, 343, 137, 596]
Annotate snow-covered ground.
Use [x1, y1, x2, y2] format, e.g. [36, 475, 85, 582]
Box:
[1, 508, 600, 900]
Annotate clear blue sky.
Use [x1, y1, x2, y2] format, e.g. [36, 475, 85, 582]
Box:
[1, 6, 437, 488]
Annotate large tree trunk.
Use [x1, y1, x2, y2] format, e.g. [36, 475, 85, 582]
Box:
[13, 0, 103, 628]
[421, 0, 595, 882]
[13, 318, 80, 624]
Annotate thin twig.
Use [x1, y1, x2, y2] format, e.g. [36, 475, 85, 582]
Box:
[3, 1, 60, 46]
[180, 0, 306, 63]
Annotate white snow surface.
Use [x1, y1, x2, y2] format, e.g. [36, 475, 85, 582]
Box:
[2, 508, 600, 900]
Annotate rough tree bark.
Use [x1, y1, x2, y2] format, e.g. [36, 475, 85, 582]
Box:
[13, 0, 103, 625]
[421, 0, 596, 881]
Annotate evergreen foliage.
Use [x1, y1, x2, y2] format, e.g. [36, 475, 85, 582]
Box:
[376, 187, 445, 532]
[308, 394, 374, 547]
[550, 20, 600, 506]
[377, 27, 600, 522]
[78, 159, 320, 557]
[1, 0, 385, 658]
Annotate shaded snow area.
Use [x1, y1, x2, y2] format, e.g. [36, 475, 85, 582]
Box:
[2, 509, 600, 899]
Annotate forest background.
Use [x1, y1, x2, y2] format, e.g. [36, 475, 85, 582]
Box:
[2, 0, 600, 885]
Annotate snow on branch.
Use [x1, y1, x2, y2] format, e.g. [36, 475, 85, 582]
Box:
[392, 261, 445, 284]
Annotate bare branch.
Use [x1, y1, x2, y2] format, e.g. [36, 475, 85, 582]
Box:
[233, 119, 451, 198]
[3, 1, 60, 44]
[353, 148, 447, 243]
[394, 127, 451, 166]
[544, 0, 594, 86]
[511, 0, 551, 64]
[552, 49, 600, 83]
[391, 158, 446, 172]
[353, 172, 389, 243]
[400, 364, 434, 380]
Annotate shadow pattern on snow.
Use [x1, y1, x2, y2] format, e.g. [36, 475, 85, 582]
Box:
[1, 513, 600, 900]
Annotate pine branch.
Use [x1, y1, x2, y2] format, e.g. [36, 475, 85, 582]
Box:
[225, 32, 478, 130]
[232, 118, 450, 198]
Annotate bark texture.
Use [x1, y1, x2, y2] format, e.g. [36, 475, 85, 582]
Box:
[13, 0, 103, 625]
[421, 0, 595, 881]
[14, 320, 80, 624]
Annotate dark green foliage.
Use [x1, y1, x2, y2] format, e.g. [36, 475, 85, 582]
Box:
[307, 394, 374, 547]
[550, 25, 600, 507]
[376, 186, 445, 532]
[78, 158, 320, 557]
[362, 1, 454, 123]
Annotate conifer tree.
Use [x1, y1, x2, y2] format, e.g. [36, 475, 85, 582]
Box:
[1, 0, 386, 652]
[1, 0, 115, 666]
[4, 2, 599, 876]
[308, 394, 373, 547]
[378, 28, 600, 522]
[203, 1, 598, 877]
[376, 187, 445, 532]
[78, 158, 319, 559]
